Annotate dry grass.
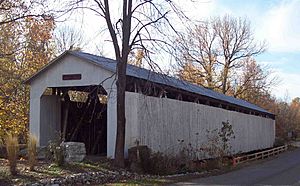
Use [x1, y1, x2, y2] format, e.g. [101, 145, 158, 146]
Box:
[5, 134, 19, 175]
[27, 134, 37, 171]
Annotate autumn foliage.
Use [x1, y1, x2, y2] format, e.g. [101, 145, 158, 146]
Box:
[0, 15, 54, 142]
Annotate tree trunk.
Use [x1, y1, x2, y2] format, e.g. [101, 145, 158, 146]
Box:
[222, 63, 229, 94]
[206, 63, 213, 89]
[113, 0, 132, 168]
[114, 57, 127, 167]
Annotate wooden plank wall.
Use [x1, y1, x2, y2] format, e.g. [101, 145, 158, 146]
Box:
[125, 92, 275, 159]
[40, 95, 61, 146]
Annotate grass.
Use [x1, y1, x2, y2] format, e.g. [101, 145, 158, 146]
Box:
[5, 134, 19, 176]
[40, 164, 64, 176]
[27, 134, 37, 171]
[72, 161, 108, 171]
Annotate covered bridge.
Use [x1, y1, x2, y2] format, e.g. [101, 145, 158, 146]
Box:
[25, 51, 275, 158]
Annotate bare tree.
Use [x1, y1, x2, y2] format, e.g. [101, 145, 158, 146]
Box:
[231, 58, 278, 103]
[176, 23, 219, 90]
[176, 15, 266, 94]
[54, 25, 86, 55]
[213, 15, 266, 94]
[66, 0, 189, 167]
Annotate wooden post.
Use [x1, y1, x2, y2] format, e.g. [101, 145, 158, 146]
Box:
[62, 93, 70, 141]
[134, 82, 137, 93]
[91, 130, 102, 154]
[158, 89, 166, 98]
[176, 94, 182, 100]
[70, 93, 93, 141]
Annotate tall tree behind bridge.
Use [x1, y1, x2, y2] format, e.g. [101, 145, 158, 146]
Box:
[230, 58, 278, 104]
[54, 25, 86, 55]
[176, 22, 219, 90]
[276, 97, 300, 139]
[128, 49, 145, 67]
[176, 15, 266, 95]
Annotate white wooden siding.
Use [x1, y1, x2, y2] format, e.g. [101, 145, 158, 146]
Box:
[39, 95, 61, 146]
[125, 92, 275, 158]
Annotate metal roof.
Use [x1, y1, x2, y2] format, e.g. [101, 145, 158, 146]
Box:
[68, 51, 272, 115]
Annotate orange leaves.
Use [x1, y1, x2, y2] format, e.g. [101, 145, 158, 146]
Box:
[178, 62, 206, 87]
[0, 13, 55, 141]
[25, 16, 55, 43]
[21, 16, 55, 79]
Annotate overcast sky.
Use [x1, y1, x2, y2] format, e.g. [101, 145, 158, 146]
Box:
[59, 0, 300, 101]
